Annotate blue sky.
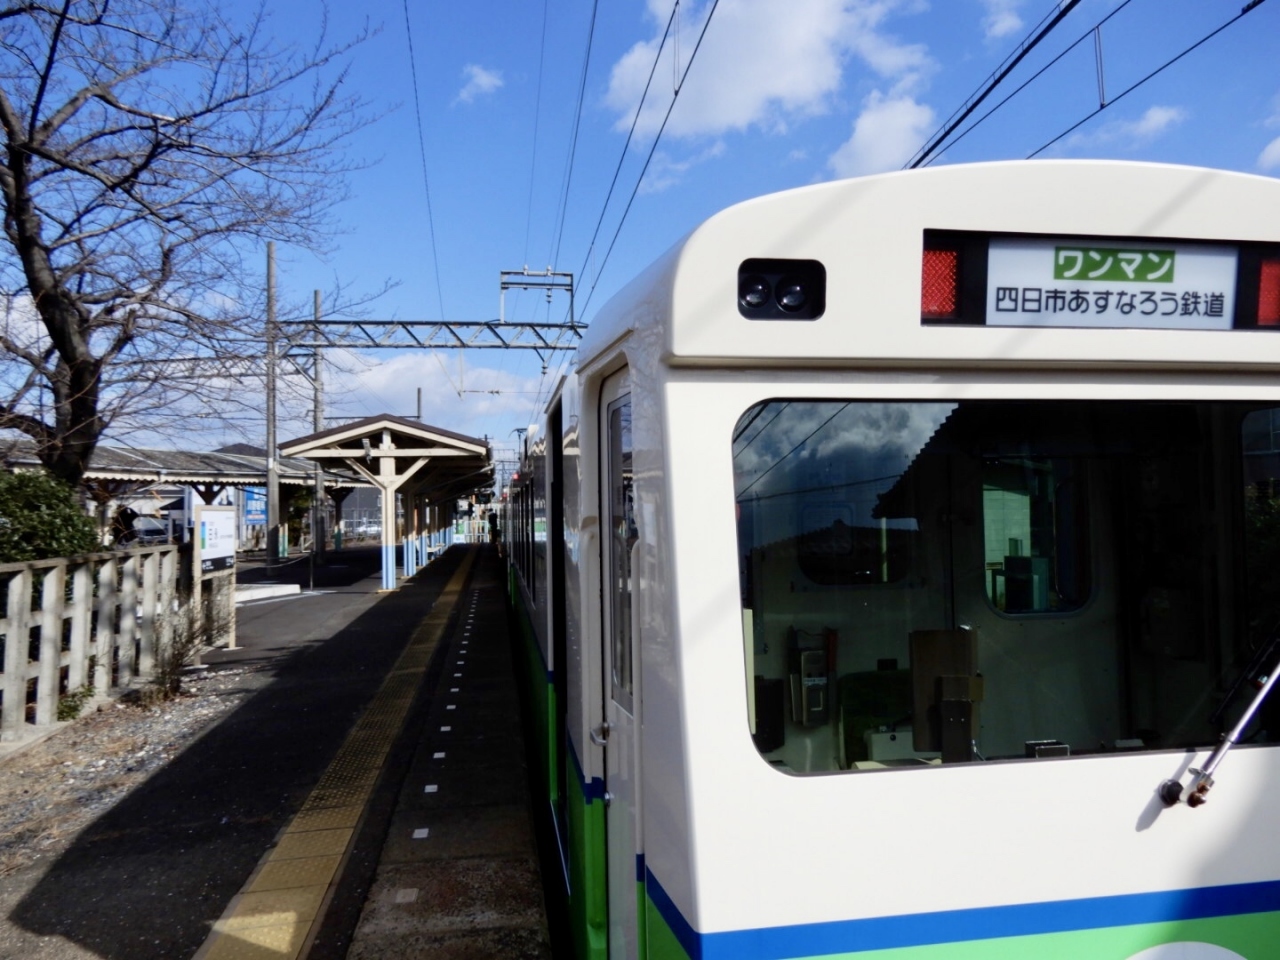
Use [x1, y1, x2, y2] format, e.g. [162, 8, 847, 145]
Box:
[241, 0, 1280, 462]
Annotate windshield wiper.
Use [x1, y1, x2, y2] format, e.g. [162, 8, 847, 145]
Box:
[1159, 636, 1280, 808]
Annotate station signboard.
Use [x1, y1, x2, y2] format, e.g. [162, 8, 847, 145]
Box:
[196, 505, 237, 574]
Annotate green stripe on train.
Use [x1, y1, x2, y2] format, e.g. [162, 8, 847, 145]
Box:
[508, 568, 608, 960]
[637, 908, 1280, 959]
[567, 756, 608, 960]
[646, 889, 691, 959]
[816, 910, 1280, 958]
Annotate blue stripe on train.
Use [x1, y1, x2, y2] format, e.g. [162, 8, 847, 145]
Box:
[646, 868, 1280, 960]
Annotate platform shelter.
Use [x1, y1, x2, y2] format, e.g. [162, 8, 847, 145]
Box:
[280, 416, 491, 590]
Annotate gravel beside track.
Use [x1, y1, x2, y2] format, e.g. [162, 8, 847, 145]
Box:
[0, 665, 265, 959]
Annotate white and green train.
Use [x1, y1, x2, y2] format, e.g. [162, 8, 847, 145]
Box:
[505, 160, 1280, 960]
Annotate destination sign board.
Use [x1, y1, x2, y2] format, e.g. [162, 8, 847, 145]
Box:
[986, 238, 1238, 330]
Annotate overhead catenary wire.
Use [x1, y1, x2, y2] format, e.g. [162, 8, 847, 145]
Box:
[578, 0, 721, 319]
[576, 0, 682, 285]
[523, 4, 678, 430]
[523, 3, 701, 430]
[400, 0, 460, 397]
[505, 0, 553, 336]
[1027, 0, 1273, 159]
[400, 0, 446, 325]
[489, 22, 555, 409]
[525, 346, 574, 429]
[925, 0, 1136, 164]
[905, 0, 1083, 169]
[522, 0, 551, 271]
[548, 0, 602, 273]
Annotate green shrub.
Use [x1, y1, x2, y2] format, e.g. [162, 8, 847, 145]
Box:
[57, 685, 95, 721]
[0, 471, 100, 563]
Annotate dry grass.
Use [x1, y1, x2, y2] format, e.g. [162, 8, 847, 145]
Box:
[0, 666, 259, 877]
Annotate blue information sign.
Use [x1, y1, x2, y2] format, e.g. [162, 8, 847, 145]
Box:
[244, 486, 267, 525]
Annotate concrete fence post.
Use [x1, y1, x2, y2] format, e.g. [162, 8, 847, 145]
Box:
[0, 545, 196, 743]
[1, 569, 31, 739]
[34, 564, 66, 725]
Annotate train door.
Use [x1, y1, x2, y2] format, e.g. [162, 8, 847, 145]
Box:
[599, 368, 640, 958]
[945, 450, 1123, 759]
[549, 401, 570, 884]
[940, 405, 1237, 759]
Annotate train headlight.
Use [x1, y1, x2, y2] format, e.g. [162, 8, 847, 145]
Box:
[737, 258, 825, 320]
[776, 278, 808, 312]
[739, 274, 772, 309]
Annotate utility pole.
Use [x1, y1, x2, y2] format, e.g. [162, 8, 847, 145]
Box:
[266, 242, 279, 569]
[312, 289, 326, 565]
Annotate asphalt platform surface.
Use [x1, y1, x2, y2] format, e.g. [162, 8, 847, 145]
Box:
[4, 543, 552, 959]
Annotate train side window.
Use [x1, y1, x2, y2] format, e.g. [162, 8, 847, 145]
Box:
[608, 396, 636, 709]
[981, 457, 1089, 614]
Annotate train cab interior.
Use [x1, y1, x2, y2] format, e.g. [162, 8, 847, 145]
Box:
[733, 399, 1280, 774]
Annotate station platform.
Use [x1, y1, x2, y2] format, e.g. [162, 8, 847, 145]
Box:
[195, 544, 553, 960]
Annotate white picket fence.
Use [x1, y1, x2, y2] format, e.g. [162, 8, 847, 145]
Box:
[0, 545, 186, 742]
[452, 518, 490, 544]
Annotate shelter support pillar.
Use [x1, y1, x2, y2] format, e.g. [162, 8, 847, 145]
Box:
[381, 485, 397, 591]
[404, 491, 419, 578]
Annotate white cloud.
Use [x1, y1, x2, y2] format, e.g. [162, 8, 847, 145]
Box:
[1260, 136, 1280, 172]
[1122, 105, 1188, 140]
[640, 141, 726, 194]
[1253, 93, 1280, 171]
[605, 0, 933, 140]
[980, 0, 1024, 40]
[1265, 92, 1280, 129]
[455, 64, 504, 105]
[827, 90, 934, 177]
[322, 350, 545, 445]
[0, 294, 45, 351]
[1064, 105, 1188, 151]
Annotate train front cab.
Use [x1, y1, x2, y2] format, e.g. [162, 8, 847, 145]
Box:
[652, 163, 1280, 960]
[521, 161, 1280, 960]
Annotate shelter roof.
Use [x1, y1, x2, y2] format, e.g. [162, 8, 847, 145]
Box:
[281, 414, 489, 455]
[0, 438, 362, 488]
[280, 415, 491, 502]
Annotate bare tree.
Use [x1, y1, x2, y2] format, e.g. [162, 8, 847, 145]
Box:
[0, 0, 369, 486]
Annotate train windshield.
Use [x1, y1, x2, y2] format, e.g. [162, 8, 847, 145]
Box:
[733, 400, 1280, 774]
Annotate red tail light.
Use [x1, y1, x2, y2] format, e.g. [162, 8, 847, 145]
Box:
[1259, 259, 1280, 326]
[922, 248, 958, 318]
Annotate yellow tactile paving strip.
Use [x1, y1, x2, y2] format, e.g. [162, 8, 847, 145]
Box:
[192, 549, 476, 960]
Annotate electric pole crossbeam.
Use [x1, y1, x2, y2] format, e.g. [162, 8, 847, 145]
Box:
[499, 268, 574, 318]
[276, 319, 587, 351]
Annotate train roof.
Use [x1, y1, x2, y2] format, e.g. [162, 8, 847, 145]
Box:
[577, 160, 1280, 374]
